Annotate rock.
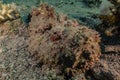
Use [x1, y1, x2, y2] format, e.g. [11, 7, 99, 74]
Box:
[90, 59, 120, 80]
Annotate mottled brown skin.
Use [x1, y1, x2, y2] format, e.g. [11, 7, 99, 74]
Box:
[28, 4, 101, 77]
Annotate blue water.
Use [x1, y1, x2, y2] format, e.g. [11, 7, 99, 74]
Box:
[2, 0, 113, 27]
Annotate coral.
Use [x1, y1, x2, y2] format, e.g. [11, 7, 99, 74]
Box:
[0, 2, 20, 22]
[28, 3, 101, 78]
[108, 0, 120, 4]
[97, 0, 120, 37]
